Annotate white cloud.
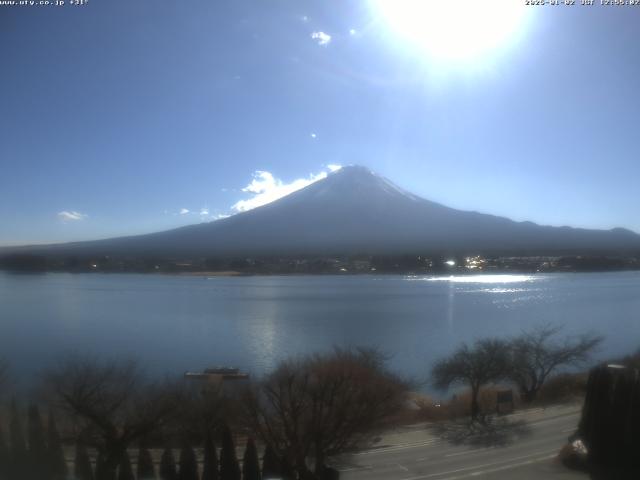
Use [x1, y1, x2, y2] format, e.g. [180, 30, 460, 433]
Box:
[327, 164, 342, 172]
[58, 211, 87, 222]
[199, 208, 209, 216]
[310, 132, 317, 139]
[311, 31, 331, 46]
[179, 208, 190, 215]
[349, 28, 357, 36]
[231, 166, 341, 213]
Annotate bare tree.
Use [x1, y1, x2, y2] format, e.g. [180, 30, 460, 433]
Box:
[508, 325, 602, 403]
[432, 339, 510, 421]
[170, 377, 237, 442]
[619, 348, 640, 369]
[44, 355, 182, 480]
[243, 347, 408, 479]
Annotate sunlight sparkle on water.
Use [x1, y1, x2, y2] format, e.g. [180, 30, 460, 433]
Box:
[408, 274, 538, 284]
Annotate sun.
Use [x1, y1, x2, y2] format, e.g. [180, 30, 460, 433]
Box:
[372, 0, 530, 61]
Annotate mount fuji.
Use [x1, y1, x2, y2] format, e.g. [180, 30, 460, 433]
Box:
[4, 166, 640, 257]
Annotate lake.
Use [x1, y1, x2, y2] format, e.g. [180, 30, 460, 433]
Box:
[1, 271, 639, 391]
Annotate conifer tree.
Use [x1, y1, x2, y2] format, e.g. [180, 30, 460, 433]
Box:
[137, 446, 156, 480]
[201, 433, 218, 480]
[260, 445, 280, 480]
[280, 457, 295, 480]
[74, 443, 94, 480]
[219, 426, 240, 480]
[241, 438, 260, 480]
[95, 451, 113, 480]
[178, 444, 198, 480]
[47, 411, 67, 480]
[9, 400, 27, 479]
[159, 448, 178, 480]
[0, 424, 9, 480]
[27, 405, 47, 479]
[117, 451, 135, 480]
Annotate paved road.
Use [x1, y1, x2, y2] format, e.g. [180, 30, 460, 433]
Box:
[339, 404, 587, 480]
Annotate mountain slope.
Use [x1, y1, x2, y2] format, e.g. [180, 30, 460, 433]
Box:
[4, 166, 640, 257]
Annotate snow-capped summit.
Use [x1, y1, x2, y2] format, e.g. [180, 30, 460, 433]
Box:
[4, 166, 640, 257]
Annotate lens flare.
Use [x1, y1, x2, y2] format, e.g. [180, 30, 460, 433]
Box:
[373, 0, 530, 61]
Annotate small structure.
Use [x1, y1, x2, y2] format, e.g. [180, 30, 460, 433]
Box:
[496, 389, 515, 414]
[184, 366, 249, 382]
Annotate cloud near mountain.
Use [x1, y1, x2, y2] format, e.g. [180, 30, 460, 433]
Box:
[231, 165, 341, 213]
[57, 211, 87, 222]
[6, 166, 640, 257]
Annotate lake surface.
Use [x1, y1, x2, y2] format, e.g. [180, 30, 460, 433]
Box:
[1, 271, 639, 391]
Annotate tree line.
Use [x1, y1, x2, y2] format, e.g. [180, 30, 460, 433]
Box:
[0, 326, 602, 479]
[0, 348, 406, 480]
[432, 325, 602, 420]
[0, 401, 313, 480]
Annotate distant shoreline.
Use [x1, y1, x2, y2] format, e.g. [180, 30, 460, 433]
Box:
[2, 267, 640, 278]
[167, 270, 245, 277]
[1, 252, 639, 276]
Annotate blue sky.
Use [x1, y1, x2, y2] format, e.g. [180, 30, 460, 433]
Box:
[1, 0, 639, 246]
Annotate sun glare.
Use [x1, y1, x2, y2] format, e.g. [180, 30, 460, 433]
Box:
[373, 0, 530, 61]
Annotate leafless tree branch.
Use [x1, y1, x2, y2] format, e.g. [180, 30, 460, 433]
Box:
[242, 347, 409, 477]
[43, 354, 183, 478]
[508, 324, 603, 402]
[432, 339, 511, 420]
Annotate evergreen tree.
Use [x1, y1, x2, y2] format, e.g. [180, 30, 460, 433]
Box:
[178, 444, 198, 480]
[95, 452, 105, 480]
[260, 445, 280, 480]
[74, 443, 94, 480]
[318, 466, 339, 480]
[95, 451, 114, 480]
[0, 424, 9, 480]
[27, 405, 47, 479]
[241, 438, 260, 480]
[280, 457, 295, 480]
[9, 400, 27, 479]
[201, 433, 218, 480]
[137, 446, 156, 480]
[117, 451, 135, 480]
[219, 426, 240, 480]
[159, 448, 178, 480]
[47, 411, 68, 480]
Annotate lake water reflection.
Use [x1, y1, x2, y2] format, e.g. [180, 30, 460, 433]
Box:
[1, 271, 638, 391]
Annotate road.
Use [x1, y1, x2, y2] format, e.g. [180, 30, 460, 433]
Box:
[338, 404, 587, 480]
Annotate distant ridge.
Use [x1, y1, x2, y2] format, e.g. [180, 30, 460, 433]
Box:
[3, 166, 640, 257]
